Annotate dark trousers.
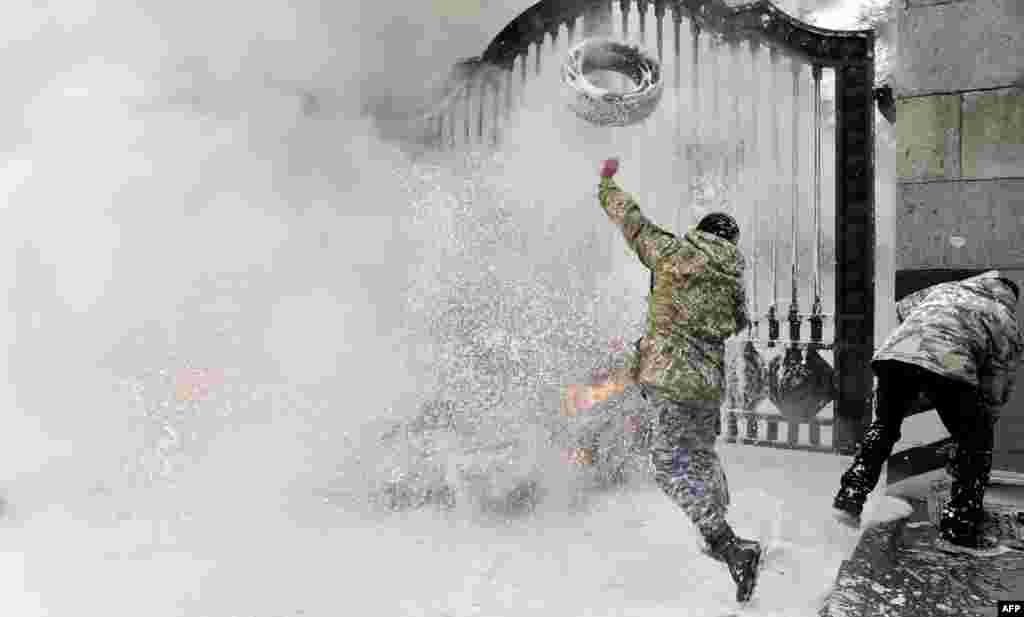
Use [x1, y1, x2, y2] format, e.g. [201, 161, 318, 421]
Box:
[835, 360, 998, 542]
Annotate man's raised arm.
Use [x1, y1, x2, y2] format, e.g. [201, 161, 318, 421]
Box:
[597, 158, 677, 271]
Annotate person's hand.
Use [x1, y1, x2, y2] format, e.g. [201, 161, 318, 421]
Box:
[600, 158, 619, 178]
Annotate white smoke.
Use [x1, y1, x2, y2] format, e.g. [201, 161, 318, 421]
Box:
[0, 0, 522, 526]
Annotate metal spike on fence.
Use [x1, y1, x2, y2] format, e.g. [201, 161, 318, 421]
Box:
[789, 58, 802, 344]
[811, 64, 824, 344]
[621, 0, 630, 39]
[477, 77, 486, 144]
[638, 0, 647, 43]
[749, 38, 761, 340]
[672, 6, 681, 90]
[669, 6, 682, 235]
[691, 18, 700, 148]
[654, 0, 664, 63]
[767, 46, 781, 348]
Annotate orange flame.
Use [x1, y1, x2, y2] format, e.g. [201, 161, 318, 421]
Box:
[560, 371, 631, 417]
[563, 447, 594, 466]
[558, 361, 638, 468]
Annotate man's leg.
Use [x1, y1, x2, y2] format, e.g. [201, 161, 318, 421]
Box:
[646, 388, 759, 602]
[649, 395, 729, 537]
[928, 374, 998, 548]
[834, 360, 922, 520]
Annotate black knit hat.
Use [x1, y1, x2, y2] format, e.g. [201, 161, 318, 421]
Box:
[696, 212, 740, 245]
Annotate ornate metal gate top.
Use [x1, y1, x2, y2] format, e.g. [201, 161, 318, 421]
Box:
[480, 0, 873, 71]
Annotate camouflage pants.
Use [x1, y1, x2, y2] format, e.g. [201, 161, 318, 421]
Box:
[644, 386, 730, 538]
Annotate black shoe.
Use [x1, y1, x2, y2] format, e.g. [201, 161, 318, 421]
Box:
[705, 527, 763, 603]
[939, 449, 996, 553]
[833, 484, 864, 511]
[832, 490, 864, 529]
[935, 535, 1009, 557]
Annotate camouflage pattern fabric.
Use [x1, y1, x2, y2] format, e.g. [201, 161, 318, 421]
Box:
[598, 177, 750, 403]
[645, 386, 730, 536]
[873, 270, 1023, 409]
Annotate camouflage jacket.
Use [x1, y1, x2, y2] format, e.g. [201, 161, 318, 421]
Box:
[873, 270, 1023, 409]
[598, 177, 749, 403]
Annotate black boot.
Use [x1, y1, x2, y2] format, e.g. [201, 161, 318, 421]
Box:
[833, 424, 894, 526]
[704, 525, 763, 603]
[938, 450, 1002, 555]
[832, 486, 865, 528]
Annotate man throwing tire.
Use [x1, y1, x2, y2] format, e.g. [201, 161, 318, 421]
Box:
[832, 271, 1022, 557]
[597, 158, 761, 602]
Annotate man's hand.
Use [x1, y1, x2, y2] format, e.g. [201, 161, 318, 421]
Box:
[600, 158, 619, 178]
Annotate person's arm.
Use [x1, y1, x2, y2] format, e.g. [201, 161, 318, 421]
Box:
[979, 358, 1020, 409]
[598, 159, 677, 270]
[979, 328, 1024, 409]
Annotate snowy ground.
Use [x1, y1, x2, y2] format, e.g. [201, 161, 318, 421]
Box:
[0, 444, 911, 617]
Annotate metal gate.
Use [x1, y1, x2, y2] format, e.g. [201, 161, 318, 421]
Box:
[411, 0, 876, 455]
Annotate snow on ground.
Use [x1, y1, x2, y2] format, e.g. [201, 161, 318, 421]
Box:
[0, 444, 909, 617]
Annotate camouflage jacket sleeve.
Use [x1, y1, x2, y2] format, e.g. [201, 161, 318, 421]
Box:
[979, 327, 1024, 409]
[598, 177, 678, 270]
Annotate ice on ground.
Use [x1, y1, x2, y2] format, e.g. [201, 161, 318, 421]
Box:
[861, 494, 914, 528]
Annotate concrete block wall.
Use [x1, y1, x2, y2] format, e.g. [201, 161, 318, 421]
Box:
[894, 0, 1024, 284]
[890, 0, 1024, 473]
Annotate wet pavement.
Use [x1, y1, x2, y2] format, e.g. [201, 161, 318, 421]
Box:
[820, 518, 1024, 617]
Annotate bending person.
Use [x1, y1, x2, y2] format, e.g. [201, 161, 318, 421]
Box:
[832, 271, 1022, 557]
